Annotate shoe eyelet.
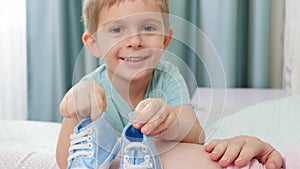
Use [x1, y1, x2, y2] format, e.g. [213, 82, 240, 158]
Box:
[88, 136, 93, 141]
[124, 155, 129, 161]
[88, 143, 93, 149]
[144, 155, 150, 161]
[142, 147, 147, 153]
[124, 147, 129, 153]
[87, 152, 93, 158]
[87, 129, 92, 134]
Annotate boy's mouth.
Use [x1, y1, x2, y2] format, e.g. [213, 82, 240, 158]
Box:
[120, 56, 148, 63]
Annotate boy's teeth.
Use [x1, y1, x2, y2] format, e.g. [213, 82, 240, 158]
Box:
[124, 57, 144, 62]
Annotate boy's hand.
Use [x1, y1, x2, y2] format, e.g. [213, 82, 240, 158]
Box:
[59, 81, 106, 121]
[204, 136, 283, 169]
[133, 98, 179, 140]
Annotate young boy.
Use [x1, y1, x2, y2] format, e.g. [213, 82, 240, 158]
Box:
[56, 0, 283, 169]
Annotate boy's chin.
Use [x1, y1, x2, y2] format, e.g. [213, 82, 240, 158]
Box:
[128, 69, 154, 82]
[112, 69, 153, 83]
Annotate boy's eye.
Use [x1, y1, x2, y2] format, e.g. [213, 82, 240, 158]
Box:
[111, 27, 124, 33]
[142, 25, 156, 32]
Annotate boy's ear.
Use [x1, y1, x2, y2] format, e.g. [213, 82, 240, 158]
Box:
[163, 27, 173, 50]
[82, 33, 101, 58]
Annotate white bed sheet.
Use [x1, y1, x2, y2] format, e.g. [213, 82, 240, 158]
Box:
[0, 120, 61, 168]
[205, 94, 300, 152]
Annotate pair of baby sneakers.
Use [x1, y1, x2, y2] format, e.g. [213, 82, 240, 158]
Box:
[67, 113, 162, 169]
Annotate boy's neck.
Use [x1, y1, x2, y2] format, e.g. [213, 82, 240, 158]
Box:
[109, 73, 152, 109]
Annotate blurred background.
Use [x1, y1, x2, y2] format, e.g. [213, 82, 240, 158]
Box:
[1, 0, 299, 122]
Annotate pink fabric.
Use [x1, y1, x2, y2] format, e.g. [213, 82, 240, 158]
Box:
[225, 145, 300, 169]
[226, 159, 265, 169]
[282, 145, 300, 169]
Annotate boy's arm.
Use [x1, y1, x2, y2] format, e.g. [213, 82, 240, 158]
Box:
[56, 118, 79, 169]
[174, 104, 205, 144]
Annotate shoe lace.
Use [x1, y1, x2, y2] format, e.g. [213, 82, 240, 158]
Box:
[123, 142, 153, 169]
[68, 128, 93, 161]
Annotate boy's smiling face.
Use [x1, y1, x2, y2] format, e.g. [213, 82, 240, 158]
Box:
[93, 0, 173, 83]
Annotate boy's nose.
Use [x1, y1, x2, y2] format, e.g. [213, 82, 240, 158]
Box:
[126, 35, 144, 49]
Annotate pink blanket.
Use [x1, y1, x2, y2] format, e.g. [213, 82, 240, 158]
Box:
[226, 145, 300, 169]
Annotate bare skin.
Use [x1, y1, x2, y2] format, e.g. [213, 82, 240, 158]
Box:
[109, 140, 222, 169]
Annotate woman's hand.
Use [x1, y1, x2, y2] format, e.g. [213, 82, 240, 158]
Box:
[205, 136, 283, 169]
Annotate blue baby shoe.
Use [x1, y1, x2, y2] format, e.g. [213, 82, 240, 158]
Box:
[120, 123, 163, 169]
[67, 113, 120, 169]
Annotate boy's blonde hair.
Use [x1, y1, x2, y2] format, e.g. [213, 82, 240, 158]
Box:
[82, 0, 170, 34]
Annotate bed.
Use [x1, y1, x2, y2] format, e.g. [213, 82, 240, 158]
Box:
[0, 120, 60, 168]
[200, 90, 300, 152]
[1, 88, 298, 168]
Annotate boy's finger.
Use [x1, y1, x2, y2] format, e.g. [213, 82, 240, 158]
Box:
[59, 96, 70, 118]
[141, 110, 168, 135]
[93, 82, 106, 112]
[152, 113, 178, 140]
[67, 94, 78, 119]
[134, 100, 155, 123]
[76, 92, 91, 119]
[90, 91, 106, 121]
[135, 99, 151, 112]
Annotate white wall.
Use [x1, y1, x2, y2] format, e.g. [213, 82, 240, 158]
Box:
[284, 0, 300, 95]
[0, 1, 27, 120]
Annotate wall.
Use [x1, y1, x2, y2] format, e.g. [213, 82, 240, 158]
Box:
[284, 0, 300, 95]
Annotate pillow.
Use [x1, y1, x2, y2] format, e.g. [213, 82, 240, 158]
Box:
[205, 94, 300, 152]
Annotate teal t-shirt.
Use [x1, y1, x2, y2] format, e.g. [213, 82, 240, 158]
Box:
[82, 61, 191, 134]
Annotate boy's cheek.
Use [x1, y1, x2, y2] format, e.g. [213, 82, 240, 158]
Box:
[97, 42, 116, 56]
